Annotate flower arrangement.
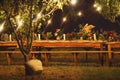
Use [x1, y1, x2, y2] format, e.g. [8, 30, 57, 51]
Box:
[54, 29, 63, 40]
[98, 30, 120, 41]
[78, 24, 95, 40]
[66, 32, 80, 40]
[42, 31, 53, 40]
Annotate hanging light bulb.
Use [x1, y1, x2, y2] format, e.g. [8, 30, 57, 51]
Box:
[17, 20, 24, 30]
[37, 12, 42, 19]
[63, 17, 67, 22]
[96, 6, 102, 12]
[48, 19, 51, 25]
[77, 11, 82, 16]
[71, 0, 77, 5]
[0, 21, 5, 32]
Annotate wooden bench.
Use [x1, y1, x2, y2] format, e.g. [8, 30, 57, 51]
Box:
[0, 50, 111, 66]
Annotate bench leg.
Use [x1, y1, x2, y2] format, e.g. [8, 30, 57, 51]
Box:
[7, 53, 12, 65]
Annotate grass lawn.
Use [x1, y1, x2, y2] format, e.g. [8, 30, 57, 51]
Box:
[0, 65, 120, 80]
[0, 49, 120, 80]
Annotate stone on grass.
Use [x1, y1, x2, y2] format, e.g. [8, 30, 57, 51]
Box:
[26, 59, 43, 75]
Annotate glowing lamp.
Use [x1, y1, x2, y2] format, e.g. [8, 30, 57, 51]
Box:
[63, 17, 67, 22]
[0, 21, 5, 32]
[71, 0, 77, 5]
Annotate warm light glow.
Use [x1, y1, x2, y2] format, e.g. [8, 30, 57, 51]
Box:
[0, 21, 5, 32]
[77, 11, 82, 16]
[93, 3, 102, 12]
[53, 0, 57, 3]
[48, 19, 51, 24]
[63, 17, 67, 22]
[37, 13, 41, 19]
[93, 4, 97, 8]
[96, 6, 102, 11]
[17, 20, 23, 30]
[18, 20, 23, 27]
[71, 0, 77, 5]
[16, 15, 21, 21]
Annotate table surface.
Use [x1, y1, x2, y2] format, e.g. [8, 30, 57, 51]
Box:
[0, 40, 106, 48]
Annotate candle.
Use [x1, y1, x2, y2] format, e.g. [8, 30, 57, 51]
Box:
[93, 33, 97, 41]
[38, 34, 41, 40]
[63, 34, 66, 40]
[9, 34, 12, 41]
[80, 37, 83, 40]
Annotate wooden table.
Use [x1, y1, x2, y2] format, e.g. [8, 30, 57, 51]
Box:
[106, 42, 120, 66]
[0, 41, 17, 65]
[0, 41, 17, 47]
[0, 40, 105, 65]
[32, 40, 105, 65]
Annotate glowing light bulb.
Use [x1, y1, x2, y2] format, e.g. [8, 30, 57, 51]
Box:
[0, 25, 3, 32]
[93, 4, 97, 8]
[96, 6, 102, 11]
[37, 13, 41, 19]
[48, 19, 51, 24]
[78, 11, 82, 16]
[71, 0, 77, 5]
[18, 20, 23, 27]
[0, 21, 5, 32]
[63, 17, 67, 22]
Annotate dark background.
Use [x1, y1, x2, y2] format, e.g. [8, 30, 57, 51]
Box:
[45, 0, 120, 33]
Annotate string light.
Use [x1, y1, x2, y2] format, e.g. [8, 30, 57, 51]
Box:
[71, 0, 77, 5]
[17, 20, 24, 30]
[96, 6, 102, 12]
[16, 15, 20, 21]
[53, 0, 57, 3]
[63, 17, 67, 22]
[93, 4, 97, 8]
[93, 3, 102, 12]
[48, 19, 51, 25]
[0, 21, 5, 32]
[77, 11, 82, 16]
[37, 12, 42, 19]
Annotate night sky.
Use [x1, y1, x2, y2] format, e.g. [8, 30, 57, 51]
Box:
[45, 0, 120, 33]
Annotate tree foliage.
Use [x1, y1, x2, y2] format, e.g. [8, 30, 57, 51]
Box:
[94, 0, 120, 22]
[0, 0, 70, 61]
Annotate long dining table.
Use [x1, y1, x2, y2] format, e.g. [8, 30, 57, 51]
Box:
[106, 42, 120, 66]
[0, 40, 106, 65]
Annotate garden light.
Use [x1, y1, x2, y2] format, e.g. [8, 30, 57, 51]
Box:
[48, 19, 52, 25]
[16, 15, 20, 21]
[63, 17, 67, 22]
[37, 12, 42, 19]
[0, 21, 5, 32]
[17, 20, 24, 30]
[71, 0, 77, 5]
[93, 3, 102, 12]
[53, 0, 57, 3]
[96, 6, 102, 12]
[93, 3, 97, 8]
[77, 11, 82, 16]
[18, 20, 23, 27]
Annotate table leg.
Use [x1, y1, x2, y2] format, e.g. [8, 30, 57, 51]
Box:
[100, 44, 104, 66]
[7, 53, 12, 65]
[44, 53, 48, 66]
[107, 44, 112, 66]
[73, 53, 77, 65]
